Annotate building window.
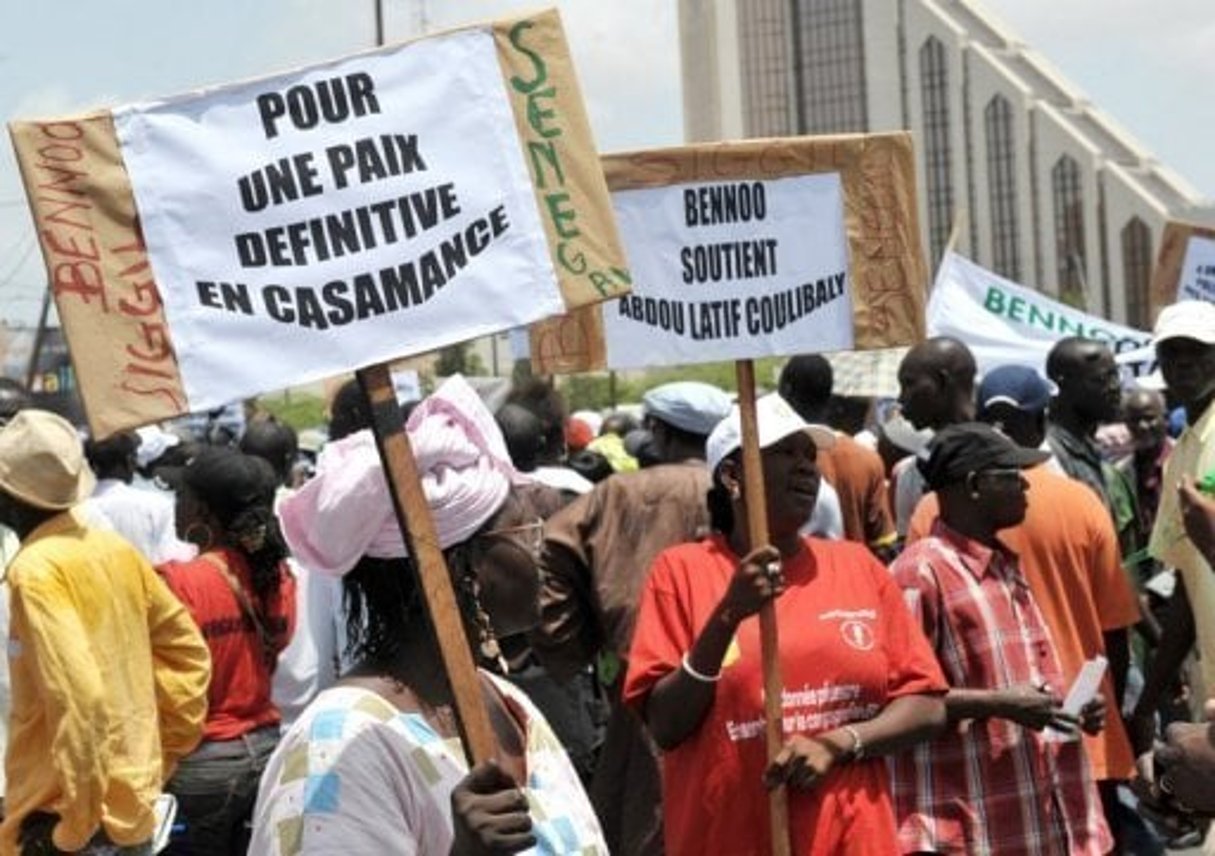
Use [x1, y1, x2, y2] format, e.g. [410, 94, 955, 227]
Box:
[738, 0, 792, 138]
[790, 0, 867, 134]
[1122, 218, 1153, 328]
[984, 95, 1019, 280]
[920, 37, 952, 266]
[1051, 155, 1086, 304]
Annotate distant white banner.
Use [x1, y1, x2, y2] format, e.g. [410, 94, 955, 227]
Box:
[602, 174, 855, 368]
[927, 251, 1152, 374]
[1178, 235, 1215, 302]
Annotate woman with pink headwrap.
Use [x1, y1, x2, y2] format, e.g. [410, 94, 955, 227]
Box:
[250, 376, 606, 855]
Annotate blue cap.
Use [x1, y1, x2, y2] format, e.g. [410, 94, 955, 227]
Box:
[978, 365, 1055, 414]
[642, 381, 733, 437]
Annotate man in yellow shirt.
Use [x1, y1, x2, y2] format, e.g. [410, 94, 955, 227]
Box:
[0, 410, 211, 855]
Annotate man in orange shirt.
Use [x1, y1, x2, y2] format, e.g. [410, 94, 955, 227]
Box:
[907, 366, 1147, 854]
[779, 354, 897, 554]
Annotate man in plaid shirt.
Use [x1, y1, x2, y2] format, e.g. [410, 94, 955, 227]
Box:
[888, 423, 1112, 855]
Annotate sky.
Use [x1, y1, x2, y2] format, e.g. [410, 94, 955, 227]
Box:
[0, 0, 1210, 327]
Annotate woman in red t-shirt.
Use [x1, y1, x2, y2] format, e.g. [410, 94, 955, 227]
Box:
[159, 447, 297, 855]
[624, 393, 947, 856]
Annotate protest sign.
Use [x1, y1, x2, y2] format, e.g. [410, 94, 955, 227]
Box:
[9, 9, 627, 438]
[10, 9, 631, 771]
[529, 133, 926, 375]
[1152, 220, 1215, 306]
[928, 251, 1152, 375]
[528, 133, 926, 855]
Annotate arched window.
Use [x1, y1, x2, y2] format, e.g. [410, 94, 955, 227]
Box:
[984, 95, 1019, 280]
[1052, 155, 1086, 303]
[920, 38, 952, 265]
[791, 0, 867, 133]
[1122, 218, 1153, 329]
[738, 0, 792, 137]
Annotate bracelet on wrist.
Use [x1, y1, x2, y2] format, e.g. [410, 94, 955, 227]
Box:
[680, 652, 722, 683]
[841, 724, 865, 761]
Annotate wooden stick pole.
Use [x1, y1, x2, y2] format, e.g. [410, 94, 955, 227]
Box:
[942, 206, 966, 258]
[735, 359, 790, 856]
[356, 363, 497, 766]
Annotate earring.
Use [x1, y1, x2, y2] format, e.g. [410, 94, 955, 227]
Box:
[463, 575, 508, 674]
[184, 522, 215, 552]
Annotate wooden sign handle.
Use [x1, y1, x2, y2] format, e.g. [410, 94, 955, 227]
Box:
[735, 360, 791, 856]
[356, 363, 497, 766]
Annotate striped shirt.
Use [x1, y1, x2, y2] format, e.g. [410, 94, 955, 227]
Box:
[888, 522, 1111, 855]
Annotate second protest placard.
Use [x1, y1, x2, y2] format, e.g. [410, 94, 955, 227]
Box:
[530, 132, 927, 374]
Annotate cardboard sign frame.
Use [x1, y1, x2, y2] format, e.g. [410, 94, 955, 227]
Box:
[529, 132, 927, 375]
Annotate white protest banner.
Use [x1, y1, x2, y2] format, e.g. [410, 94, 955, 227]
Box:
[927, 251, 1152, 374]
[1151, 220, 1215, 310]
[9, 9, 628, 437]
[603, 174, 853, 366]
[528, 134, 927, 375]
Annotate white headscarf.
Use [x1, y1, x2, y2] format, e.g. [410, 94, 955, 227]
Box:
[277, 375, 527, 577]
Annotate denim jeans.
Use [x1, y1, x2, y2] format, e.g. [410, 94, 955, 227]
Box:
[18, 812, 153, 855]
[163, 726, 279, 856]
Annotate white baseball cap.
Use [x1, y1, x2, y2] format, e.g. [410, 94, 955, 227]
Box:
[1153, 300, 1215, 347]
[706, 392, 835, 474]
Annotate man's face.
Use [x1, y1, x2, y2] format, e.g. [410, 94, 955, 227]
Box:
[1066, 347, 1122, 423]
[1124, 392, 1166, 452]
[970, 466, 1030, 530]
[1158, 337, 1215, 411]
[898, 360, 943, 430]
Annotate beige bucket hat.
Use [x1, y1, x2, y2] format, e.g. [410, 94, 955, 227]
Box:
[0, 410, 95, 510]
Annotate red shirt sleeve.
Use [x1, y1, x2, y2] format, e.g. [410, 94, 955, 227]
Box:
[622, 548, 695, 714]
[888, 543, 942, 652]
[872, 555, 947, 698]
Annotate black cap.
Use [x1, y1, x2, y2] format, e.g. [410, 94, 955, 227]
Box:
[917, 422, 1049, 491]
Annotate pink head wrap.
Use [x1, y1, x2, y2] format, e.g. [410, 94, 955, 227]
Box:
[278, 375, 527, 577]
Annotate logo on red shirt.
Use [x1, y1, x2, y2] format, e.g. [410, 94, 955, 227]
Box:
[840, 619, 875, 651]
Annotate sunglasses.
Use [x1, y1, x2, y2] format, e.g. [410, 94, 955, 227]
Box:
[972, 467, 1025, 484]
[481, 517, 545, 558]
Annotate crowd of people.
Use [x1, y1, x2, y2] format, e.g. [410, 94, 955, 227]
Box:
[0, 301, 1214, 854]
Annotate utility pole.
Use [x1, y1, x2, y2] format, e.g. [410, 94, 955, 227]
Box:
[24, 286, 51, 390]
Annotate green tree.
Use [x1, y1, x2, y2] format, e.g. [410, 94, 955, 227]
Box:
[434, 342, 486, 377]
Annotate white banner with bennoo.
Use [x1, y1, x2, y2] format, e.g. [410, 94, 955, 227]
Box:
[601, 174, 854, 368]
[928, 251, 1152, 374]
[114, 28, 562, 410]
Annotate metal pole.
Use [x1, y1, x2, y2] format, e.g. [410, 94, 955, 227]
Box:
[24, 286, 51, 390]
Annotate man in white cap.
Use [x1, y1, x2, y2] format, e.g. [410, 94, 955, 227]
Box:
[1132, 300, 1215, 766]
[535, 380, 731, 856]
[0, 410, 211, 855]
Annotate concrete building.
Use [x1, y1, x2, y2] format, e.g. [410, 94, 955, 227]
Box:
[680, 0, 1215, 328]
